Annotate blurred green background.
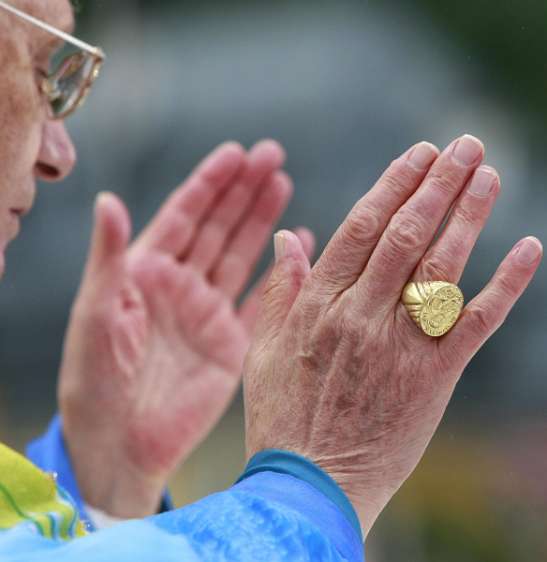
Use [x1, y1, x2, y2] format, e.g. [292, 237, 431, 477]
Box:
[1, 1, 546, 560]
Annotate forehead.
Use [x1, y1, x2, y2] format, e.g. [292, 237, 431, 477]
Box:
[11, 0, 74, 34]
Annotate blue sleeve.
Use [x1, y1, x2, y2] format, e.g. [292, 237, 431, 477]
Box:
[0, 471, 362, 561]
[152, 471, 364, 561]
[25, 414, 173, 529]
[236, 449, 363, 543]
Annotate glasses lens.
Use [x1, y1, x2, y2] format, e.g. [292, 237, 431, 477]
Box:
[49, 53, 97, 117]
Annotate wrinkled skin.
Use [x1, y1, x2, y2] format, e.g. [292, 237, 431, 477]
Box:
[0, 0, 76, 275]
[0, 0, 315, 518]
[244, 135, 543, 536]
[59, 141, 314, 516]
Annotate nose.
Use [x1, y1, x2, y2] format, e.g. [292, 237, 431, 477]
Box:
[34, 121, 77, 182]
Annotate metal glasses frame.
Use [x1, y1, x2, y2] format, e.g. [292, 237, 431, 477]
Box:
[0, 0, 105, 119]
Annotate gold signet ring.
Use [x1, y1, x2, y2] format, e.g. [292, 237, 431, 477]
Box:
[402, 281, 464, 337]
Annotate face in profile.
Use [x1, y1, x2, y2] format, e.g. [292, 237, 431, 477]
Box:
[0, 0, 77, 277]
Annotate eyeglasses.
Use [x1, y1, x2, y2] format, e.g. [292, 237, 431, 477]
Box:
[0, 1, 105, 119]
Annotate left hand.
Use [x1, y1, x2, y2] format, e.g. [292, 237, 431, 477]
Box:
[243, 136, 542, 536]
[58, 140, 314, 517]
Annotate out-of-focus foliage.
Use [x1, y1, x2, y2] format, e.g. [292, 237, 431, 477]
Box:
[410, 0, 547, 135]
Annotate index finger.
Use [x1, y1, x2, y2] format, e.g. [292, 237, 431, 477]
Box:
[310, 141, 440, 293]
[359, 134, 484, 308]
[134, 142, 246, 256]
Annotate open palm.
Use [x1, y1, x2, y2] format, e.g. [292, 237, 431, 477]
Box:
[58, 141, 313, 516]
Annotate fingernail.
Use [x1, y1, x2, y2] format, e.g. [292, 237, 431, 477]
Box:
[452, 134, 483, 166]
[407, 142, 439, 170]
[274, 232, 286, 262]
[95, 191, 109, 211]
[468, 166, 497, 197]
[514, 237, 542, 266]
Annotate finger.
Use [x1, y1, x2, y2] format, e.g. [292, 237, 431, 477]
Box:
[134, 141, 246, 256]
[249, 230, 312, 342]
[84, 192, 131, 281]
[132, 252, 249, 373]
[209, 170, 293, 299]
[239, 227, 315, 334]
[311, 141, 440, 293]
[361, 134, 484, 306]
[185, 139, 286, 273]
[414, 165, 500, 284]
[440, 237, 543, 371]
[293, 227, 316, 261]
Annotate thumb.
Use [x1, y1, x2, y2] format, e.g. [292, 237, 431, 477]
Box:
[255, 229, 311, 342]
[84, 192, 131, 280]
[239, 227, 315, 334]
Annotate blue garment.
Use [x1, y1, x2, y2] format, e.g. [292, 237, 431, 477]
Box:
[237, 449, 363, 542]
[0, 473, 363, 561]
[14, 417, 365, 561]
[26, 415, 173, 530]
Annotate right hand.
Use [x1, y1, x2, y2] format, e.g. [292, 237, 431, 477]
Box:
[243, 135, 542, 536]
[59, 140, 314, 518]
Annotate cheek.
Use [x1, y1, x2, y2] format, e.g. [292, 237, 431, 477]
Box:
[0, 35, 43, 184]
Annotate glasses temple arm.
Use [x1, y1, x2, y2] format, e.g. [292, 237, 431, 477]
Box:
[0, 1, 104, 58]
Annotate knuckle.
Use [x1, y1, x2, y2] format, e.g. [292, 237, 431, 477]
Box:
[338, 305, 362, 335]
[468, 303, 493, 337]
[342, 207, 381, 248]
[420, 251, 453, 281]
[426, 171, 459, 197]
[496, 273, 520, 299]
[262, 269, 290, 302]
[385, 208, 426, 254]
[381, 163, 417, 198]
[452, 203, 479, 227]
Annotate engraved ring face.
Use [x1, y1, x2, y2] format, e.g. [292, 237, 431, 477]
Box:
[419, 284, 464, 336]
[402, 281, 464, 337]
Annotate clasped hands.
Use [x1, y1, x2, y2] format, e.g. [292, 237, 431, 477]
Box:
[58, 135, 542, 534]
